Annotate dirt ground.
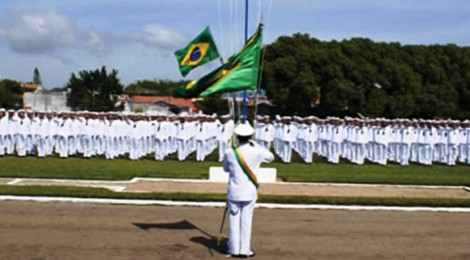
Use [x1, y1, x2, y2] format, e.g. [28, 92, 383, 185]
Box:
[1, 200, 469, 260]
[125, 180, 470, 199]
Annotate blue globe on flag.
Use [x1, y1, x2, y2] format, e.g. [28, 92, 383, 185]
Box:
[190, 47, 202, 62]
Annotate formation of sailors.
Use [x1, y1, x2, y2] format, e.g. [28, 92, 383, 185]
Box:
[1, 108, 469, 166]
[0, 109, 234, 162]
[254, 115, 470, 166]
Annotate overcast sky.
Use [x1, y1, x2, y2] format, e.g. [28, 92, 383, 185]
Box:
[0, 0, 469, 89]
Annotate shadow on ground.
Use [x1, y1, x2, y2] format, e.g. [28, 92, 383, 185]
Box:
[133, 220, 228, 255]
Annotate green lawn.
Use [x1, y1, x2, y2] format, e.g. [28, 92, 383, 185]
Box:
[1, 185, 470, 207]
[1, 152, 469, 186]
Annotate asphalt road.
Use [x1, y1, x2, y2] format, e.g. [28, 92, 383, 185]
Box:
[1, 201, 469, 260]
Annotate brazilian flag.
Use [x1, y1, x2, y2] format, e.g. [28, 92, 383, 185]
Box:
[174, 26, 220, 77]
[174, 24, 263, 98]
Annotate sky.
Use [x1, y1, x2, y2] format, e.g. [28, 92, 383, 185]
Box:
[0, 0, 469, 89]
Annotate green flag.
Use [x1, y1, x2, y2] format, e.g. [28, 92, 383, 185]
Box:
[174, 24, 263, 98]
[174, 26, 220, 77]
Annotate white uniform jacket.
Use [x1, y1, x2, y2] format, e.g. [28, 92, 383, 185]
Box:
[223, 141, 274, 201]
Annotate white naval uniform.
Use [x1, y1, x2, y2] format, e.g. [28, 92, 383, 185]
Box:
[195, 122, 208, 161]
[280, 124, 295, 163]
[300, 123, 318, 163]
[435, 127, 449, 164]
[15, 116, 31, 157]
[218, 120, 235, 162]
[447, 127, 460, 166]
[176, 121, 190, 161]
[0, 115, 8, 155]
[354, 126, 369, 165]
[223, 141, 274, 256]
[399, 126, 415, 166]
[154, 121, 166, 161]
[327, 125, 344, 164]
[6, 115, 18, 155]
[458, 127, 468, 164]
[254, 123, 275, 150]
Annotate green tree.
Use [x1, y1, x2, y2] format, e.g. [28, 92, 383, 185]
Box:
[261, 33, 470, 119]
[33, 67, 42, 85]
[195, 94, 230, 115]
[66, 66, 124, 111]
[0, 79, 23, 109]
[125, 79, 189, 95]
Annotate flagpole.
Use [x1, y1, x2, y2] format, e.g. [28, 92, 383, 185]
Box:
[241, 0, 249, 123]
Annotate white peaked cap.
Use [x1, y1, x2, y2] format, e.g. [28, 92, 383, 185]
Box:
[234, 122, 254, 136]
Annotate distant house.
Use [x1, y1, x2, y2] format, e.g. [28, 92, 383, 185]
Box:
[125, 95, 197, 115]
[21, 83, 42, 92]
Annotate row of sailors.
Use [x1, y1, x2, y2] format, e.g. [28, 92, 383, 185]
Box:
[0, 109, 234, 162]
[254, 115, 470, 166]
[2, 108, 469, 166]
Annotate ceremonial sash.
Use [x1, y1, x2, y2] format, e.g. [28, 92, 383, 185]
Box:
[232, 146, 259, 189]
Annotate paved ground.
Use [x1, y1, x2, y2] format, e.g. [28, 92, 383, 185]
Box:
[3, 177, 470, 199]
[0, 200, 469, 260]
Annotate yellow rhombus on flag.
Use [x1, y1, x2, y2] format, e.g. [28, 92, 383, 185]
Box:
[174, 26, 220, 77]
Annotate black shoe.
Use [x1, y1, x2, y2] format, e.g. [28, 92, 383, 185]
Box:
[226, 254, 241, 258]
[240, 251, 256, 258]
[226, 251, 255, 258]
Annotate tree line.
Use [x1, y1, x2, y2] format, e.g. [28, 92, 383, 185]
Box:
[2, 34, 470, 119]
[262, 34, 470, 119]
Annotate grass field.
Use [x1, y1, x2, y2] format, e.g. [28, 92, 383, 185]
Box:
[1, 152, 470, 207]
[1, 151, 469, 186]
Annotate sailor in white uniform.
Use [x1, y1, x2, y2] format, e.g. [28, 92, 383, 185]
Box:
[15, 110, 31, 157]
[280, 116, 295, 163]
[0, 109, 7, 156]
[217, 115, 234, 162]
[223, 121, 274, 258]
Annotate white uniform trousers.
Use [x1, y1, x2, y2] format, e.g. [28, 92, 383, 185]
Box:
[105, 137, 116, 159]
[196, 140, 205, 161]
[0, 136, 5, 156]
[327, 141, 341, 164]
[354, 143, 366, 165]
[418, 144, 432, 165]
[177, 139, 188, 161]
[56, 136, 68, 158]
[25, 135, 35, 155]
[15, 134, 27, 156]
[154, 139, 166, 161]
[44, 136, 54, 156]
[4, 135, 15, 155]
[458, 144, 467, 163]
[36, 135, 47, 157]
[227, 199, 256, 256]
[93, 136, 105, 156]
[410, 143, 418, 162]
[398, 144, 411, 166]
[435, 143, 448, 163]
[447, 144, 458, 166]
[218, 139, 231, 162]
[67, 136, 77, 156]
[376, 144, 388, 165]
[282, 141, 292, 163]
[303, 141, 314, 163]
[80, 135, 93, 158]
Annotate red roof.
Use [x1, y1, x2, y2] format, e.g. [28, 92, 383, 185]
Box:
[131, 96, 196, 111]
